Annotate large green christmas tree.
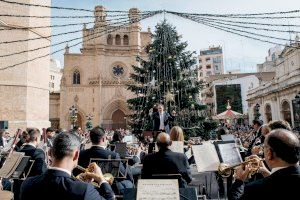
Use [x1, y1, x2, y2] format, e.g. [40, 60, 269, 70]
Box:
[127, 20, 216, 139]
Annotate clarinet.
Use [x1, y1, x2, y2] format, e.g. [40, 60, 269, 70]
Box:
[42, 128, 50, 166]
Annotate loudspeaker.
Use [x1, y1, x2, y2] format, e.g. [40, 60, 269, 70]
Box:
[0, 121, 8, 129]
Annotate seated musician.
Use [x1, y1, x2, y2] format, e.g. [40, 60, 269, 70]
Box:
[141, 132, 192, 188]
[20, 133, 114, 200]
[229, 129, 300, 200]
[77, 126, 134, 194]
[18, 128, 47, 177]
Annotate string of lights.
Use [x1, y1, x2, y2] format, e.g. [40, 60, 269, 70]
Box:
[191, 16, 300, 34]
[0, 15, 140, 44]
[0, 11, 160, 70]
[166, 11, 300, 27]
[0, 18, 132, 57]
[0, 0, 130, 13]
[184, 15, 293, 42]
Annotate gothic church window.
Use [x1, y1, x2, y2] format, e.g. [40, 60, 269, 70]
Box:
[115, 34, 121, 45]
[107, 34, 113, 45]
[73, 70, 80, 84]
[123, 35, 129, 45]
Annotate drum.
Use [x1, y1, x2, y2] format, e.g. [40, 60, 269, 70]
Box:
[0, 190, 14, 200]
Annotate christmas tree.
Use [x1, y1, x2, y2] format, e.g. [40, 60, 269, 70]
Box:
[127, 20, 216, 139]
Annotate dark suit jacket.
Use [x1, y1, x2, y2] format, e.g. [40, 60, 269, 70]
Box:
[141, 148, 192, 187]
[229, 166, 300, 200]
[152, 112, 174, 132]
[78, 146, 133, 181]
[18, 144, 47, 177]
[20, 169, 114, 200]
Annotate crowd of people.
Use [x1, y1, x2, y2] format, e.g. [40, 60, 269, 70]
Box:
[0, 104, 299, 200]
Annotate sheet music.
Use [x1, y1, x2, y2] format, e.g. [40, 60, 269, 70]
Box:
[137, 179, 179, 200]
[185, 147, 192, 159]
[192, 141, 220, 172]
[0, 152, 24, 178]
[217, 142, 242, 166]
[221, 134, 236, 141]
[169, 141, 184, 153]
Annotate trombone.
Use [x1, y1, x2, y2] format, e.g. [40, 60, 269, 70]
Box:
[218, 157, 264, 177]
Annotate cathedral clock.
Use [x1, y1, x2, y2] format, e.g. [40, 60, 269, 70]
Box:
[112, 65, 124, 77]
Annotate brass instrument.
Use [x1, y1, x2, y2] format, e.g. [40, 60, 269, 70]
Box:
[74, 165, 114, 185]
[218, 157, 264, 177]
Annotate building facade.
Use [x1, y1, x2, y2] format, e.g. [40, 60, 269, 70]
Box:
[247, 40, 300, 128]
[203, 72, 275, 116]
[50, 59, 62, 93]
[0, 0, 51, 132]
[57, 6, 151, 130]
[198, 46, 224, 81]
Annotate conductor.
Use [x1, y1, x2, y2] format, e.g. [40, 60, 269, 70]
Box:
[152, 104, 175, 134]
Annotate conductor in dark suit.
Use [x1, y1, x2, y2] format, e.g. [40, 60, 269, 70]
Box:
[20, 133, 114, 200]
[229, 129, 300, 200]
[141, 132, 192, 188]
[18, 128, 47, 177]
[78, 126, 134, 194]
[152, 104, 175, 134]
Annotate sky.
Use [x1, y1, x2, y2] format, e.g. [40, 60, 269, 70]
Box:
[51, 0, 300, 73]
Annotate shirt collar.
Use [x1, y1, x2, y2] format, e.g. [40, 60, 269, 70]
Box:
[91, 144, 106, 149]
[271, 166, 287, 174]
[49, 167, 72, 176]
[26, 142, 37, 148]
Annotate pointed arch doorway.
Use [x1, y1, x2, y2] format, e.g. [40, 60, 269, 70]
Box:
[112, 109, 126, 129]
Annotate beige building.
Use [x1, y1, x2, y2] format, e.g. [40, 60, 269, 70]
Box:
[257, 45, 282, 73]
[247, 38, 300, 128]
[50, 59, 62, 93]
[198, 46, 224, 81]
[51, 6, 151, 130]
[0, 0, 51, 132]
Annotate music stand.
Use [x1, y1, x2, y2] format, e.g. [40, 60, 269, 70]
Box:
[115, 143, 127, 158]
[89, 158, 129, 179]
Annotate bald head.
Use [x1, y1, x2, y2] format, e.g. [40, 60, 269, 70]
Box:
[265, 129, 299, 164]
[156, 132, 171, 149]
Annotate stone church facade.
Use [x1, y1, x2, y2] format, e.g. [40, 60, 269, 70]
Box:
[53, 6, 151, 130]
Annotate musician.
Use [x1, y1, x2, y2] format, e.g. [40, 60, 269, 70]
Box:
[0, 129, 6, 147]
[20, 133, 114, 200]
[45, 127, 55, 148]
[246, 120, 263, 156]
[77, 126, 134, 194]
[142, 132, 192, 188]
[229, 129, 300, 200]
[251, 125, 270, 155]
[152, 104, 175, 134]
[15, 131, 30, 151]
[268, 120, 292, 131]
[18, 128, 47, 177]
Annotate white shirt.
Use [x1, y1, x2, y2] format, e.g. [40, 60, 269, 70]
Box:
[271, 166, 287, 174]
[2, 137, 7, 147]
[159, 113, 165, 130]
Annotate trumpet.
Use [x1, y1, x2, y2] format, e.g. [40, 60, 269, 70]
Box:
[218, 157, 264, 177]
[74, 165, 114, 185]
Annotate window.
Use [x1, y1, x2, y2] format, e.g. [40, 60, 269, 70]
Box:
[206, 65, 211, 69]
[123, 35, 129, 45]
[214, 65, 219, 71]
[52, 83, 54, 88]
[107, 34, 113, 45]
[199, 65, 202, 70]
[115, 35, 121, 45]
[213, 56, 222, 63]
[73, 70, 80, 84]
[199, 59, 202, 63]
[200, 72, 203, 77]
[206, 57, 211, 62]
[207, 71, 212, 76]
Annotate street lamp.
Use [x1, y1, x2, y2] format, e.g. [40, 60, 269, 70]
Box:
[69, 105, 78, 129]
[86, 114, 93, 130]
